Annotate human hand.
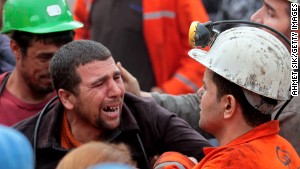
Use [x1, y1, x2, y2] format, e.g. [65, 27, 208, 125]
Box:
[117, 62, 142, 97]
[149, 155, 160, 169]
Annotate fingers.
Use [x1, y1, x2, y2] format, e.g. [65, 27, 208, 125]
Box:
[117, 62, 131, 81]
[117, 62, 142, 97]
[150, 155, 160, 169]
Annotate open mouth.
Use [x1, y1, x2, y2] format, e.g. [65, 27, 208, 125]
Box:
[102, 105, 120, 118]
[103, 106, 119, 113]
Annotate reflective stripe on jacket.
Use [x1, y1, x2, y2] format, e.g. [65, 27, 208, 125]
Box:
[153, 121, 300, 169]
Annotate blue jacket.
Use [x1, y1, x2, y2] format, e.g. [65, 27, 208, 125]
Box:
[0, 34, 15, 74]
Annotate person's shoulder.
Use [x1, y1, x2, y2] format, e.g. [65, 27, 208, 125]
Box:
[124, 92, 156, 104]
[0, 34, 9, 43]
[124, 92, 161, 111]
[207, 144, 263, 159]
[0, 72, 10, 82]
[123, 92, 176, 122]
[14, 97, 63, 132]
[0, 34, 11, 52]
[202, 145, 261, 168]
[124, 92, 174, 113]
[11, 113, 41, 143]
[13, 113, 39, 131]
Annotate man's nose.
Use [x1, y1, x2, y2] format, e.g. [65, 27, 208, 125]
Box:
[250, 10, 263, 24]
[108, 81, 122, 97]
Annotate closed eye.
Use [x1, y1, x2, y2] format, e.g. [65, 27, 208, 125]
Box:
[113, 71, 122, 81]
[93, 81, 103, 88]
[114, 75, 121, 80]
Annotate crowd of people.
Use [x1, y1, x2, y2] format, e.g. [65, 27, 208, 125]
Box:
[0, 0, 299, 168]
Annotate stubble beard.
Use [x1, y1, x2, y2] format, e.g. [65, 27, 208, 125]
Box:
[97, 105, 122, 131]
[29, 82, 54, 94]
[22, 72, 54, 95]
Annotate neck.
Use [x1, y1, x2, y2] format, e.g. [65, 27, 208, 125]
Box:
[6, 71, 53, 104]
[215, 113, 253, 146]
[66, 110, 103, 144]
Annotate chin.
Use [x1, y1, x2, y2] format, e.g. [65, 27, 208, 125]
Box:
[112, 120, 121, 128]
[106, 120, 120, 130]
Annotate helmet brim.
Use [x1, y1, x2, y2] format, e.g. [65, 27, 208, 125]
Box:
[2, 21, 83, 34]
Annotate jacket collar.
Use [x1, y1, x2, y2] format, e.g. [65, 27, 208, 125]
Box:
[203, 120, 280, 155]
[36, 98, 64, 148]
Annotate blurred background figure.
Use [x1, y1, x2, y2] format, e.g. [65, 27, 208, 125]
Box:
[0, 125, 34, 169]
[73, 0, 209, 95]
[0, 0, 82, 126]
[56, 142, 136, 169]
[0, 0, 15, 74]
[202, 0, 262, 31]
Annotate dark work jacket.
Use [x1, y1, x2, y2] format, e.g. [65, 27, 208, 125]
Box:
[13, 93, 211, 169]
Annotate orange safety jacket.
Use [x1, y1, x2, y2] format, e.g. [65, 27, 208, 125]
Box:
[154, 121, 300, 169]
[73, 0, 209, 94]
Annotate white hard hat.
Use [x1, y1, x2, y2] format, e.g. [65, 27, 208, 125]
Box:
[287, 0, 300, 5]
[189, 27, 291, 102]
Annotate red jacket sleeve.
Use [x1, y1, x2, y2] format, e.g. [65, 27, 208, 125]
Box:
[162, 0, 209, 94]
[73, 0, 91, 40]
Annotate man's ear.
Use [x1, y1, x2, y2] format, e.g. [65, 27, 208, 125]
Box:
[222, 95, 237, 119]
[58, 89, 75, 110]
[10, 40, 21, 60]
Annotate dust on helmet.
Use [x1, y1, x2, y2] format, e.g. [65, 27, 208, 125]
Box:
[188, 27, 291, 101]
[2, 0, 83, 33]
